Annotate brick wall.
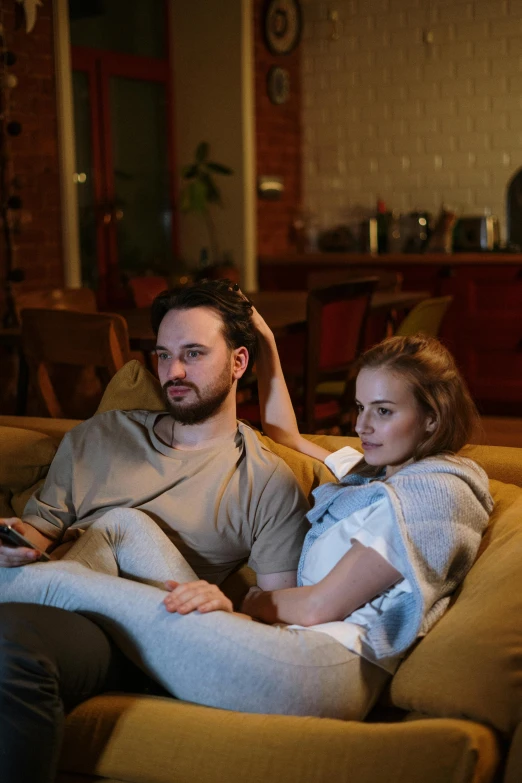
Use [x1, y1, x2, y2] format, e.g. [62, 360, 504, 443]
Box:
[301, 0, 522, 239]
[254, 0, 302, 256]
[0, 0, 63, 313]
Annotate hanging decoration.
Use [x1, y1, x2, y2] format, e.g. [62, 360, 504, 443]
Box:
[0, 3, 33, 327]
[15, 0, 43, 34]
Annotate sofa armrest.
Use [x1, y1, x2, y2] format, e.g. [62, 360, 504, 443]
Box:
[60, 694, 499, 783]
[0, 416, 81, 446]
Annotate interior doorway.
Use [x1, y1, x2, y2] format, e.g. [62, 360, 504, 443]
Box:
[69, 0, 175, 307]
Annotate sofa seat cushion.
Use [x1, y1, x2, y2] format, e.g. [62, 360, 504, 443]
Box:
[60, 693, 499, 783]
[0, 425, 57, 517]
[391, 479, 522, 735]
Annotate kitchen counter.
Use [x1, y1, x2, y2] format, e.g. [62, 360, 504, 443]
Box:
[259, 252, 522, 266]
[258, 253, 522, 416]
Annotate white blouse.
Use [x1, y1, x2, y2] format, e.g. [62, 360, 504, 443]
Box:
[289, 447, 412, 673]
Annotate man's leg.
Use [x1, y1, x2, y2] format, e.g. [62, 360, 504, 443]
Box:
[0, 603, 137, 783]
[0, 506, 196, 783]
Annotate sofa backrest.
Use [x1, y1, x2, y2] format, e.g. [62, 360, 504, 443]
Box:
[2, 359, 522, 736]
[390, 477, 522, 736]
[2, 358, 522, 515]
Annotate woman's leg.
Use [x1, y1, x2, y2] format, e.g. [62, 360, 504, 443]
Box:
[0, 559, 388, 720]
[60, 508, 198, 587]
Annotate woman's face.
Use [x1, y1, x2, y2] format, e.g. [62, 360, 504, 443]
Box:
[355, 367, 436, 478]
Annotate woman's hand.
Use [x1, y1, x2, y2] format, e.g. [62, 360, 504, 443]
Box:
[163, 579, 233, 615]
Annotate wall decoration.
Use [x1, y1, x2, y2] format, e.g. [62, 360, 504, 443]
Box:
[0, 4, 29, 327]
[267, 65, 290, 105]
[15, 0, 43, 34]
[263, 0, 302, 56]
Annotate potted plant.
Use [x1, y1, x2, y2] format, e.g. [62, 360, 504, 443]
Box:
[180, 142, 238, 281]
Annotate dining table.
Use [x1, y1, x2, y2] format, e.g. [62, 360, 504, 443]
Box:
[120, 288, 430, 349]
[0, 288, 429, 415]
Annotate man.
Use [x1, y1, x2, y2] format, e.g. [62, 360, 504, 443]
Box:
[0, 280, 310, 783]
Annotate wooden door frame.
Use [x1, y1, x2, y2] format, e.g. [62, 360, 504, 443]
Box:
[53, 0, 178, 303]
[69, 49, 109, 300]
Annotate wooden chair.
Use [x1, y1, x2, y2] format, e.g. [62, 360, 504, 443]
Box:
[307, 268, 403, 293]
[12, 286, 97, 322]
[128, 277, 169, 308]
[238, 278, 378, 433]
[395, 295, 453, 338]
[298, 278, 378, 432]
[21, 308, 131, 418]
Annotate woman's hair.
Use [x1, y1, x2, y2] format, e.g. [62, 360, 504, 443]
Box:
[150, 279, 257, 373]
[353, 334, 479, 473]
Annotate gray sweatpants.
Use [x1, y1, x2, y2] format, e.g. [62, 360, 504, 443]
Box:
[0, 509, 389, 719]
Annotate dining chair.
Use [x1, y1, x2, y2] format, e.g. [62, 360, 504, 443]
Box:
[238, 278, 378, 433]
[128, 276, 169, 308]
[394, 295, 453, 338]
[307, 268, 403, 293]
[20, 308, 131, 418]
[12, 286, 97, 322]
[299, 277, 379, 432]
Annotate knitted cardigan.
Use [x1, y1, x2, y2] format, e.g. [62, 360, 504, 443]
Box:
[297, 455, 494, 660]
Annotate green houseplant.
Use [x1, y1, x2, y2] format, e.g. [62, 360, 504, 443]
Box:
[179, 142, 234, 269]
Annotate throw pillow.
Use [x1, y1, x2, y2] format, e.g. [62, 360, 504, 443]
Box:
[96, 360, 164, 414]
[0, 426, 56, 517]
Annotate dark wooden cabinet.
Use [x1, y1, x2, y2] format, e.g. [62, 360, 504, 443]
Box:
[258, 254, 522, 415]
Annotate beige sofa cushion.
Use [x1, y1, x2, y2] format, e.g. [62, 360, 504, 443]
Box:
[0, 426, 56, 517]
[96, 360, 164, 414]
[253, 433, 336, 498]
[461, 443, 522, 487]
[60, 693, 499, 783]
[391, 478, 522, 735]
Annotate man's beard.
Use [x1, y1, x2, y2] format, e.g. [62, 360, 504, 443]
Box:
[162, 363, 234, 425]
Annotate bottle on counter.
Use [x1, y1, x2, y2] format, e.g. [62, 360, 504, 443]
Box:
[387, 209, 404, 253]
[376, 198, 389, 253]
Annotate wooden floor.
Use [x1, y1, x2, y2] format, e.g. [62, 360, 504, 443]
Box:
[476, 417, 522, 448]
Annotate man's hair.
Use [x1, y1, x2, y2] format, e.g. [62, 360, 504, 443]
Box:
[357, 334, 479, 463]
[150, 279, 256, 372]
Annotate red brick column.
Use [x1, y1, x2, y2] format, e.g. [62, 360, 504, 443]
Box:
[0, 0, 63, 311]
[254, 0, 302, 258]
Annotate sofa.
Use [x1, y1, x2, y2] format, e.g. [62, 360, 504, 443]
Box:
[1, 360, 522, 783]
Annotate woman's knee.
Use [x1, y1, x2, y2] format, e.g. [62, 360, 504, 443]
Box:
[89, 507, 155, 537]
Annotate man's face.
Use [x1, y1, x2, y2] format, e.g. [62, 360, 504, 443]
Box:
[155, 307, 239, 425]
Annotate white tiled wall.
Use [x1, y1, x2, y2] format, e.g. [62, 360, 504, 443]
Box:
[301, 0, 522, 239]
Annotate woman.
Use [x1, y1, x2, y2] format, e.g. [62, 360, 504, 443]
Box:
[0, 317, 493, 720]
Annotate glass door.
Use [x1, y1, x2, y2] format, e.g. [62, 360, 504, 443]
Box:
[69, 1, 175, 307]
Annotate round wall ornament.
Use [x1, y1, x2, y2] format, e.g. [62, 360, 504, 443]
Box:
[267, 66, 290, 105]
[263, 0, 302, 56]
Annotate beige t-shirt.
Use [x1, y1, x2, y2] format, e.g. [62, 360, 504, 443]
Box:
[23, 411, 310, 584]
